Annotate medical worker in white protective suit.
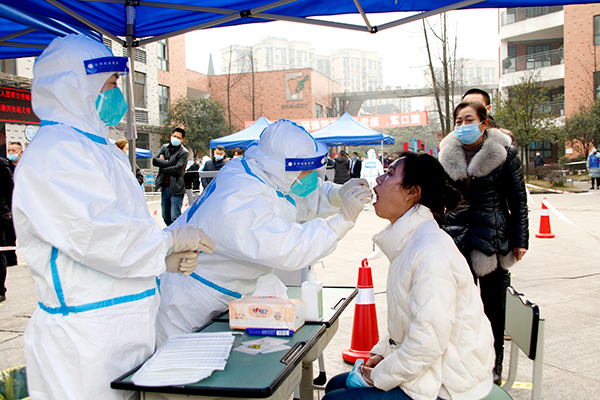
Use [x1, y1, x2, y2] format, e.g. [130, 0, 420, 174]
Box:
[13, 34, 215, 400]
[360, 149, 384, 210]
[156, 120, 373, 343]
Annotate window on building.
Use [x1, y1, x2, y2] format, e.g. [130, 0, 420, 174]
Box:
[123, 47, 147, 65]
[266, 47, 272, 67]
[134, 71, 146, 108]
[135, 109, 148, 124]
[326, 107, 332, 118]
[0, 59, 17, 75]
[136, 132, 150, 169]
[595, 15, 600, 45]
[529, 140, 552, 159]
[157, 39, 168, 71]
[102, 37, 112, 50]
[281, 49, 287, 65]
[275, 48, 280, 64]
[594, 71, 600, 100]
[316, 103, 323, 118]
[159, 85, 170, 125]
[526, 44, 551, 69]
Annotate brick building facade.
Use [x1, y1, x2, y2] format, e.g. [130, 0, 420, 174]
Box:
[205, 68, 342, 130]
[564, 4, 600, 117]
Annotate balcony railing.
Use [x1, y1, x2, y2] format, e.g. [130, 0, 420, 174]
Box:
[501, 6, 563, 26]
[502, 49, 563, 74]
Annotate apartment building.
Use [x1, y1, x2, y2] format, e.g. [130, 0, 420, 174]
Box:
[498, 6, 565, 162]
[219, 38, 383, 93]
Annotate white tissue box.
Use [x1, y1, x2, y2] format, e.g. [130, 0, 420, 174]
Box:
[229, 297, 305, 331]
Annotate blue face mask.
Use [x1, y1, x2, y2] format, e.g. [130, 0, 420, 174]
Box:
[125, 150, 129, 157]
[290, 171, 319, 198]
[171, 137, 182, 147]
[346, 359, 371, 388]
[95, 88, 128, 127]
[454, 122, 483, 145]
[7, 153, 19, 162]
[214, 154, 224, 161]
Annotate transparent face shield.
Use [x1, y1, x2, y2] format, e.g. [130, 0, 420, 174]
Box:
[84, 56, 130, 126]
[286, 141, 328, 222]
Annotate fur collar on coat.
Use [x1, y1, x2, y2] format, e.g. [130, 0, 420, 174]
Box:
[439, 128, 512, 182]
[439, 129, 517, 277]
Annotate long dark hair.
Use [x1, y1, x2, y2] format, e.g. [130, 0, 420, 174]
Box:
[394, 151, 461, 223]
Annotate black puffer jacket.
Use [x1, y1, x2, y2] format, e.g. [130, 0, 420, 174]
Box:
[439, 129, 529, 257]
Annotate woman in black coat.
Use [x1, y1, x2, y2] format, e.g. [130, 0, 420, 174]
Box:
[439, 101, 529, 384]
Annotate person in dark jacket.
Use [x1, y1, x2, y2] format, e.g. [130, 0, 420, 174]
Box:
[4, 142, 21, 266]
[186, 158, 201, 191]
[333, 150, 351, 184]
[114, 139, 145, 186]
[201, 145, 227, 189]
[350, 152, 362, 178]
[439, 101, 529, 385]
[153, 128, 189, 226]
[0, 157, 13, 302]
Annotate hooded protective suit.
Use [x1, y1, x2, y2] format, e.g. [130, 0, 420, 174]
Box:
[360, 149, 384, 187]
[156, 120, 345, 343]
[13, 35, 171, 400]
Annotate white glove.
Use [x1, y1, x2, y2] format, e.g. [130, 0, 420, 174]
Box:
[169, 225, 216, 254]
[328, 178, 370, 207]
[165, 250, 200, 276]
[339, 185, 372, 223]
[327, 186, 372, 239]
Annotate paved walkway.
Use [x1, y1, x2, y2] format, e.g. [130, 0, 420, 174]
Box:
[1, 182, 599, 399]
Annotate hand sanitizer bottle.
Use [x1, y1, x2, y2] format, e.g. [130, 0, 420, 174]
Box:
[302, 265, 323, 321]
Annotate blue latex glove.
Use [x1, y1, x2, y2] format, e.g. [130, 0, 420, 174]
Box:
[346, 359, 372, 388]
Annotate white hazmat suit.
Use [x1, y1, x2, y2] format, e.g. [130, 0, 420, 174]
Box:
[360, 149, 385, 187]
[360, 149, 384, 210]
[13, 35, 204, 400]
[156, 120, 371, 343]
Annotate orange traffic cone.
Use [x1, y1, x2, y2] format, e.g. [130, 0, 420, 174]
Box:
[342, 258, 379, 363]
[535, 198, 555, 238]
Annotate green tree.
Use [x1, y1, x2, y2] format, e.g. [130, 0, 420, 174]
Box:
[163, 97, 229, 157]
[563, 101, 600, 157]
[494, 73, 557, 177]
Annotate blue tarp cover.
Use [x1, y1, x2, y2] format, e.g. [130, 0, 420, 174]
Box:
[312, 112, 395, 146]
[210, 116, 271, 149]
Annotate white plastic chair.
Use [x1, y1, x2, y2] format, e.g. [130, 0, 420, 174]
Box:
[501, 286, 545, 400]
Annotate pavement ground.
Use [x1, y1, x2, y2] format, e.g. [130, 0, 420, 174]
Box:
[1, 182, 599, 399]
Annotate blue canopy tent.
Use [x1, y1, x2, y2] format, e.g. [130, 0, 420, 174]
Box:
[210, 116, 271, 149]
[312, 112, 395, 146]
[1, 0, 592, 168]
[0, 3, 100, 59]
[106, 138, 152, 158]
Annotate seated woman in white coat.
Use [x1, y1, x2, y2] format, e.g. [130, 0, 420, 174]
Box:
[324, 151, 495, 400]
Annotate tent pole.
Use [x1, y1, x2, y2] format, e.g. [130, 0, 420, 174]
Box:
[125, 3, 137, 175]
[138, 0, 297, 46]
[375, 0, 484, 31]
[352, 0, 373, 32]
[0, 28, 36, 45]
